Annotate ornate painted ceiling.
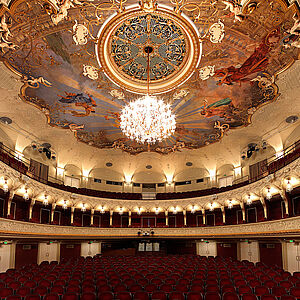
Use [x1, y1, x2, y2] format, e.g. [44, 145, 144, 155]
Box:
[0, 0, 299, 154]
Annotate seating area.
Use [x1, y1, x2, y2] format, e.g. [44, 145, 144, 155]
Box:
[0, 255, 300, 300]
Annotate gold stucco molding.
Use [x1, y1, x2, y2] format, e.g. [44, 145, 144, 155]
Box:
[0, 216, 299, 239]
[0, 157, 299, 212]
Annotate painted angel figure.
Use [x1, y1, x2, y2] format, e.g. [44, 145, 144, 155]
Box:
[222, 0, 245, 22]
[51, 0, 83, 25]
[0, 15, 11, 40]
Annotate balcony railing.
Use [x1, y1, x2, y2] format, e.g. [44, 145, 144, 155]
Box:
[0, 140, 299, 200]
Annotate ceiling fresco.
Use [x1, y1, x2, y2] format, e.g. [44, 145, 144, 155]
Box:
[0, 0, 299, 154]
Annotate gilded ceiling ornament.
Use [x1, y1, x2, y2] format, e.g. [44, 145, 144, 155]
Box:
[82, 65, 99, 80]
[139, 0, 158, 12]
[198, 65, 215, 80]
[208, 20, 225, 43]
[172, 89, 189, 100]
[109, 89, 125, 100]
[73, 21, 89, 45]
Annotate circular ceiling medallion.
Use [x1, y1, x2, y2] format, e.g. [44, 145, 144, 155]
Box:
[96, 5, 201, 94]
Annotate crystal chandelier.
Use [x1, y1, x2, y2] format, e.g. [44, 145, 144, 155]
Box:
[119, 45, 176, 144]
[120, 95, 176, 144]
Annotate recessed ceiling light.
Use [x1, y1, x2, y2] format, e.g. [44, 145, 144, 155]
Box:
[0, 117, 12, 125]
[285, 115, 298, 124]
[146, 165, 152, 169]
[186, 162, 193, 166]
[106, 162, 113, 167]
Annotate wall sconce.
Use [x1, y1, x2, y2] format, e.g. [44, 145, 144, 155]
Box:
[247, 194, 252, 205]
[81, 203, 86, 212]
[43, 195, 48, 206]
[173, 207, 178, 214]
[228, 201, 233, 209]
[119, 207, 124, 215]
[286, 179, 293, 193]
[137, 207, 142, 215]
[100, 206, 105, 214]
[191, 205, 196, 214]
[2, 179, 8, 193]
[209, 203, 214, 211]
[57, 167, 64, 176]
[62, 200, 68, 209]
[155, 207, 159, 215]
[266, 188, 272, 200]
[23, 188, 29, 200]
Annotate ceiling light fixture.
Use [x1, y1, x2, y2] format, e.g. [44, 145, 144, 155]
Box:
[228, 201, 233, 209]
[62, 200, 68, 209]
[137, 207, 142, 215]
[286, 179, 293, 193]
[247, 194, 252, 205]
[43, 195, 48, 206]
[266, 188, 272, 200]
[119, 46, 176, 144]
[155, 207, 159, 215]
[100, 206, 105, 214]
[23, 188, 29, 200]
[2, 179, 8, 193]
[191, 205, 196, 214]
[209, 203, 214, 211]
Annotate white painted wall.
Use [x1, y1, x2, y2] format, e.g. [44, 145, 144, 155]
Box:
[81, 242, 101, 258]
[285, 242, 300, 274]
[38, 242, 60, 264]
[0, 243, 15, 272]
[240, 241, 259, 263]
[196, 241, 217, 257]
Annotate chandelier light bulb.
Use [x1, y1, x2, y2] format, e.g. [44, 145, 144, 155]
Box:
[119, 95, 176, 144]
[266, 188, 272, 200]
[155, 207, 159, 215]
[228, 201, 233, 209]
[81, 203, 86, 212]
[209, 203, 214, 211]
[119, 207, 123, 215]
[286, 179, 293, 193]
[100, 206, 105, 214]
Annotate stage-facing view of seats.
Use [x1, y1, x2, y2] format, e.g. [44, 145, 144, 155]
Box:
[0, 255, 300, 300]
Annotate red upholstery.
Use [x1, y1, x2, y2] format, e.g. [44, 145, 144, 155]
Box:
[25, 295, 41, 300]
[290, 287, 300, 297]
[151, 291, 167, 300]
[241, 294, 257, 300]
[115, 291, 132, 300]
[169, 291, 185, 300]
[132, 291, 149, 300]
[186, 292, 203, 300]
[223, 291, 239, 300]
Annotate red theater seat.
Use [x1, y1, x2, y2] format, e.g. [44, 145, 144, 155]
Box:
[115, 291, 132, 300]
[151, 291, 167, 300]
[204, 292, 221, 300]
[25, 295, 41, 300]
[241, 294, 257, 300]
[261, 295, 276, 300]
[61, 292, 78, 300]
[44, 294, 60, 300]
[133, 291, 149, 300]
[223, 292, 239, 300]
[169, 291, 185, 300]
[16, 287, 30, 297]
[290, 287, 300, 298]
[186, 292, 203, 300]
[98, 292, 114, 300]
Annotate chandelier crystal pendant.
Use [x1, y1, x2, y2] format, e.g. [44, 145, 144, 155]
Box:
[119, 45, 176, 144]
[120, 95, 176, 144]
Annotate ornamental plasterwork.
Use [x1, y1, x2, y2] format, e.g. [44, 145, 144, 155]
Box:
[0, 0, 299, 154]
[0, 216, 300, 238]
[0, 158, 299, 213]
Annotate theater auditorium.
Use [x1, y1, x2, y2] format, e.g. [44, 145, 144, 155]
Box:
[0, 0, 300, 299]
